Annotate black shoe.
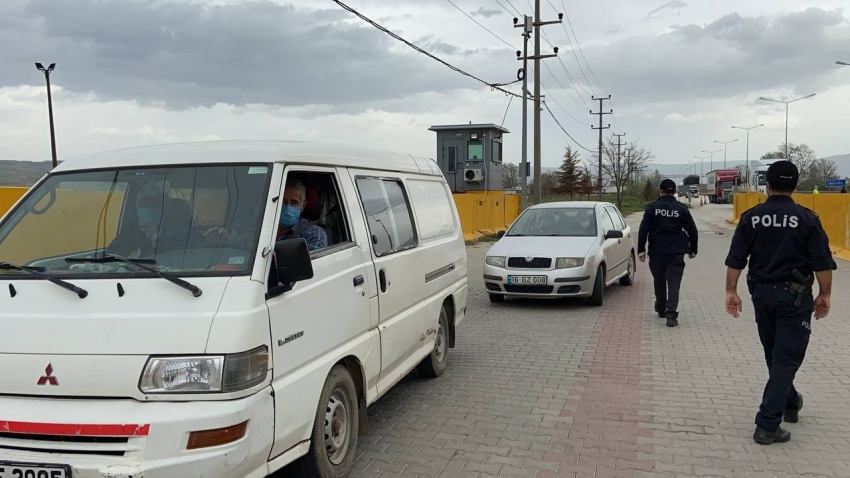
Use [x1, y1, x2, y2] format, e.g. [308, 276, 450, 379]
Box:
[753, 426, 791, 445]
[784, 393, 804, 423]
[654, 304, 666, 318]
[666, 318, 679, 327]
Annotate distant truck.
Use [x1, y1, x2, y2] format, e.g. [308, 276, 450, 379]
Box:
[699, 169, 741, 204]
[749, 162, 779, 195]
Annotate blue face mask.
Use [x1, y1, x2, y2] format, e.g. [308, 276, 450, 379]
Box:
[137, 207, 161, 226]
[279, 206, 301, 228]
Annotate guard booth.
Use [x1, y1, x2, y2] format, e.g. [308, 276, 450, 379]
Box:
[428, 123, 509, 193]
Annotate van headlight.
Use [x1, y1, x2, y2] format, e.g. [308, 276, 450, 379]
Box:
[555, 257, 585, 269]
[140, 346, 269, 393]
[485, 256, 506, 268]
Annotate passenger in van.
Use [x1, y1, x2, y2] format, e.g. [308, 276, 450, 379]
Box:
[277, 179, 327, 251]
[108, 195, 200, 259]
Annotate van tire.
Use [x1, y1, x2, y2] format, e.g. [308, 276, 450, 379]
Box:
[489, 294, 505, 303]
[298, 365, 359, 478]
[417, 305, 450, 378]
[587, 266, 604, 307]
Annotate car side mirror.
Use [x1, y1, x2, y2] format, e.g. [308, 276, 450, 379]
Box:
[497, 230, 506, 238]
[274, 238, 314, 284]
[605, 230, 624, 240]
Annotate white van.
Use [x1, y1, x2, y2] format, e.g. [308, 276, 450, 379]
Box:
[0, 141, 468, 478]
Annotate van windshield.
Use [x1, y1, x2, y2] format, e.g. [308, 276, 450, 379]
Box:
[0, 164, 271, 277]
[507, 208, 597, 237]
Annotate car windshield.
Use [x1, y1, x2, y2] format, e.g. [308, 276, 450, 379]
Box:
[0, 164, 271, 277]
[507, 207, 597, 237]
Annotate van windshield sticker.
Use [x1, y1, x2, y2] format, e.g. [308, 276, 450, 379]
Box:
[248, 166, 269, 175]
[228, 256, 246, 265]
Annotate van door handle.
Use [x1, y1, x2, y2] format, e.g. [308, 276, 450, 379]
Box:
[353, 275, 364, 287]
[379, 269, 387, 293]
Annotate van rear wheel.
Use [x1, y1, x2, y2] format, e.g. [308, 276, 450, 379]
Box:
[417, 305, 449, 378]
[298, 365, 359, 478]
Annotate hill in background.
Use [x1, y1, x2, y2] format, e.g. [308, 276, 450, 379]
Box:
[0, 160, 54, 186]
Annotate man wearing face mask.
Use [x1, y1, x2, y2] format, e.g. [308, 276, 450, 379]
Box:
[277, 179, 327, 251]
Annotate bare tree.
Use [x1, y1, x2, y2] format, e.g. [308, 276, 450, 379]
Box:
[601, 138, 653, 209]
[556, 146, 583, 199]
[530, 172, 559, 200]
[804, 157, 839, 191]
[579, 163, 596, 200]
[761, 143, 817, 183]
[502, 162, 521, 189]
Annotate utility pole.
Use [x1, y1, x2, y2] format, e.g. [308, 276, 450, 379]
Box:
[526, 2, 562, 205]
[35, 62, 58, 168]
[591, 95, 612, 200]
[514, 16, 531, 210]
[713, 139, 738, 169]
[613, 133, 626, 192]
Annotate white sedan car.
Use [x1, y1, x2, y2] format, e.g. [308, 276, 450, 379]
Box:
[483, 201, 635, 306]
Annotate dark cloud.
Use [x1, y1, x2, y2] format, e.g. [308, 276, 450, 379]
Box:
[583, 8, 849, 104]
[647, 1, 687, 18]
[0, 0, 511, 110]
[471, 7, 502, 19]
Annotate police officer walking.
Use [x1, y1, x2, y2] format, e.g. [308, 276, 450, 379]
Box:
[638, 179, 699, 327]
[724, 161, 836, 445]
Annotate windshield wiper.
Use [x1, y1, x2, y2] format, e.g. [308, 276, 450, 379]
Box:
[66, 255, 203, 298]
[0, 262, 88, 298]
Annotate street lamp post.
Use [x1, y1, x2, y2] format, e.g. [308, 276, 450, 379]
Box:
[732, 124, 764, 189]
[694, 155, 710, 176]
[702, 149, 721, 171]
[713, 140, 738, 169]
[35, 62, 58, 169]
[758, 93, 816, 159]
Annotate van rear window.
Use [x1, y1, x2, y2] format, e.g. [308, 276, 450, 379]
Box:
[406, 180, 456, 240]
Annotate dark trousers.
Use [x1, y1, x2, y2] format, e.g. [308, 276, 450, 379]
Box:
[648, 254, 685, 317]
[752, 287, 811, 431]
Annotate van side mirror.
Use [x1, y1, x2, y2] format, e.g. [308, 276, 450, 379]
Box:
[605, 230, 624, 240]
[497, 230, 506, 238]
[274, 238, 314, 284]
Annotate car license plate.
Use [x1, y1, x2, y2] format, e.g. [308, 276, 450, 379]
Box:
[507, 275, 547, 285]
[0, 462, 70, 478]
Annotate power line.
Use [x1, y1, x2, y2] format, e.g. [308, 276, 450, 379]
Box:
[539, 61, 590, 115]
[494, 0, 521, 17]
[543, 102, 594, 153]
[445, 0, 516, 50]
[544, 0, 594, 96]
[504, 0, 525, 17]
[332, 0, 524, 98]
[500, 95, 514, 127]
[560, 0, 608, 94]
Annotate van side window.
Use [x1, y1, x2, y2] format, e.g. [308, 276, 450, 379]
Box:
[279, 171, 351, 252]
[406, 179, 456, 240]
[355, 178, 417, 256]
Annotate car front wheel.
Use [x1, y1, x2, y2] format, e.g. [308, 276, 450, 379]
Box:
[588, 265, 604, 306]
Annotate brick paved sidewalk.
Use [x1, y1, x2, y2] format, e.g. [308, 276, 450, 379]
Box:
[280, 204, 850, 478]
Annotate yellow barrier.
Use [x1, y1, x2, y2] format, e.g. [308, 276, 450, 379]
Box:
[732, 192, 850, 262]
[0, 187, 522, 250]
[452, 191, 521, 242]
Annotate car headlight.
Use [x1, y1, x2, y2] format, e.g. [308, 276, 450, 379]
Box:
[485, 256, 506, 268]
[140, 346, 269, 394]
[555, 257, 585, 269]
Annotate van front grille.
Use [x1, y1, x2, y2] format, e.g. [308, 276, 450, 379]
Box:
[0, 432, 133, 457]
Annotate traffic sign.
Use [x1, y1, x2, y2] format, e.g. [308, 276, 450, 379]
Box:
[825, 179, 847, 188]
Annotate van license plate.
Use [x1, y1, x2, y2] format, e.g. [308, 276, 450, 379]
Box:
[507, 275, 547, 285]
[0, 462, 70, 478]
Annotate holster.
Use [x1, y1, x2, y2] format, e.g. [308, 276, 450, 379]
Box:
[746, 274, 755, 295]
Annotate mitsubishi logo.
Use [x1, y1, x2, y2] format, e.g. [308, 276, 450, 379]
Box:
[37, 363, 59, 386]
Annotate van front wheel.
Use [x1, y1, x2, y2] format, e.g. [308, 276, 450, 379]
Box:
[298, 365, 359, 478]
[417, 305, 450, 378]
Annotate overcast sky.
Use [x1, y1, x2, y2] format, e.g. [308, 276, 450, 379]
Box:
[1, 0, 849, 171]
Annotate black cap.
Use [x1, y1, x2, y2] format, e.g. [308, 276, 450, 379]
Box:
[660, 179, 677, 192]
[766, 161, 799, 191]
